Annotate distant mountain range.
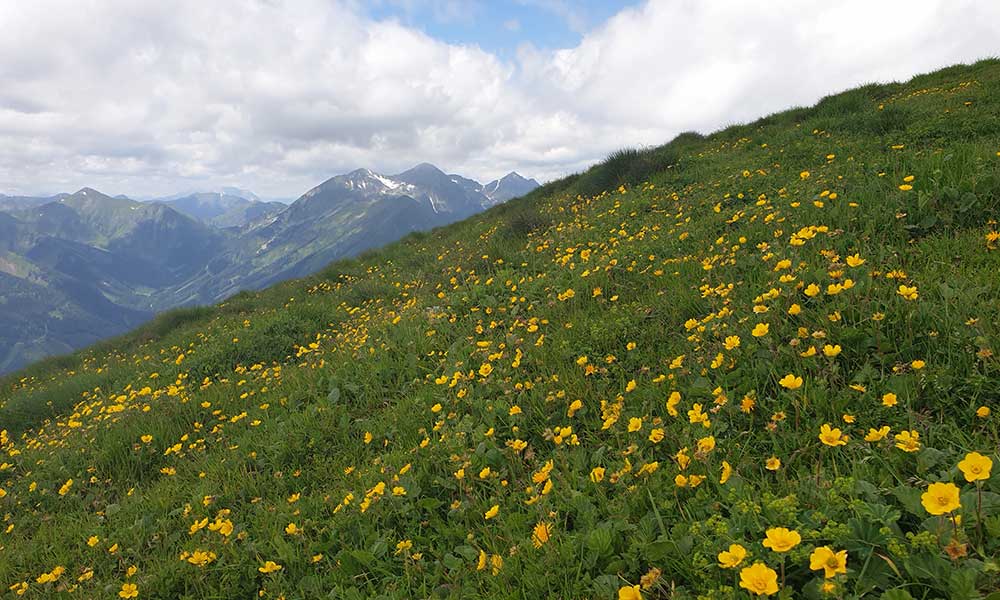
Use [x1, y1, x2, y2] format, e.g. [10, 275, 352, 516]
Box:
[0, 166, 539, 373]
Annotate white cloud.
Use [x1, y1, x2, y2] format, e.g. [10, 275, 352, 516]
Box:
[0, 0, 997, 198]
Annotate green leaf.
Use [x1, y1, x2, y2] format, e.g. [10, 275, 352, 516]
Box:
[880, 590, 915, 600]
[916, 447, 946, 473]
[442, 552, 464, 571]
[893, 485, 924, 516]
[947, 569, 978, 600]
[454, 545, 479, 562]
[585, 526, 613, 560]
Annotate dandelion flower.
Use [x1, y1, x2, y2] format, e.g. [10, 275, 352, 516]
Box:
[532, 522, 552, 548]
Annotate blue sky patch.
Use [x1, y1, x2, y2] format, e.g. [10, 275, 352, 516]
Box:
[364, 1, 639, 55]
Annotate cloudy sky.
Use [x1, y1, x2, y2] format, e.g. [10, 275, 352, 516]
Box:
[1, 0, 997, 200]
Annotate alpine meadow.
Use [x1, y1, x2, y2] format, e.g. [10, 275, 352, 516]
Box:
[3, 59, 1000, 599]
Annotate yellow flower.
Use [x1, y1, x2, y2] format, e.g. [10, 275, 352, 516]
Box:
[751, 323, 769, 337]
[822, 344, 841, 357]
[532, 522, 552, 548]
[911, 359, 925, 370]
[724, 335, 741, 350]
[800, 170, 810, 179]
[589, 466, 605, 483]
[788, 303, 802, 315]
[118, 583, 139, 599]
[666, 391, 681, 416]
[804, 283, 820, 297]
[818, 423, 848, 447]
[864, 426, 890, 442]
[739, 562, 779, 596]
[976, 406, 990, 418]
[285, 522, 301, 535]
[720, 461, 733, 484]
[490, 554, 503, 575]
[9, 582, 28, 595]
[206, 518, 232, 537]
[35, 566, 65, 584]
[845, 254, 865, 267]
[921, 482, 961, 515]
[479, 362, 493, 377]
[184, 550, 217, 566]
[140, 435, 153, 443]
[957, 452, 992, 482]
[894, 430, 921, 452]
[765, 456, 781, 471]
[395, 539, 413, 555]
[87, 535, 100, 547]
[484, 504, 500, 520]
[628, 417, 643, 432]
[567, 399, 583, 417]
[778, 374, 802, 390]
[718, 543, 747, 568]
[882, 393, 898, 407]
[762, 527, 801, 552]
[640, 567, 661, 589]
[648, 428, 665, 443]
[618, 584, 643, 600]
[809, 546, 848, 578]
[508, 405, 522, 415]
[58, 478, 73, 496]
[258, 561, 283, 574]
[897, 284, 918, 301]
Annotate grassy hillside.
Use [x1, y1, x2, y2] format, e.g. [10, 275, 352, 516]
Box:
[2, 59, 1000, 599]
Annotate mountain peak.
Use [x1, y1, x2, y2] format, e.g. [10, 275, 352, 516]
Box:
[73, 187, 108, 197]
[401, 163, 445, 177]
[481, 171, 541, 204]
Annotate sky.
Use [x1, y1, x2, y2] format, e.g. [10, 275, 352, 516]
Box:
[0, 0, 998, 200]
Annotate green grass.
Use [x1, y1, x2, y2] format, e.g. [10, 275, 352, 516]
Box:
[2, 59, 1000, 599]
